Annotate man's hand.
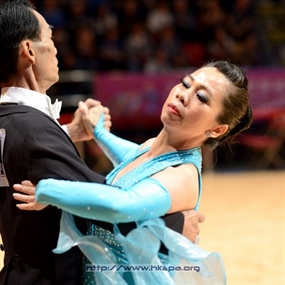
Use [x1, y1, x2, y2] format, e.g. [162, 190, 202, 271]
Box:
[86, 99, 112, 132]
[79, 101, 111, 138]
[182, 210, 205, 244]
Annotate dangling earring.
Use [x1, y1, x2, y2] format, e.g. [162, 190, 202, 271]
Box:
[205, 130, 211, 137]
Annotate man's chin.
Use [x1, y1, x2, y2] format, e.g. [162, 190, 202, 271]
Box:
[46, 77, 59, 91]
[54, 73, 59, 84]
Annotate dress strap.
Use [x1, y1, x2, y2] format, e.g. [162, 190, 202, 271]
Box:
[107, 147, 202, 187]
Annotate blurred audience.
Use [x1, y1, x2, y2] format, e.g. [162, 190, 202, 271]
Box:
[33, 0, 283, 71]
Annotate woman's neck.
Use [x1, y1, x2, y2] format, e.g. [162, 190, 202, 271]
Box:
[146, 130, 200, 158]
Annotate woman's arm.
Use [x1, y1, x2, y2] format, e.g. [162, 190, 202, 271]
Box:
[65, 100, 141, 166]
[14, 177, 171, 223]
[153, 163, 199, 213]
[13, 163, 199, 223]
[91, 109, 140, 166]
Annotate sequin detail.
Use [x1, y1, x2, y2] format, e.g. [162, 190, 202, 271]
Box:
[107, 146, 202, 188]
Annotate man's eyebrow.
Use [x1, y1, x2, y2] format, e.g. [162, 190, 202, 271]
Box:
[186, 74, 214, 100]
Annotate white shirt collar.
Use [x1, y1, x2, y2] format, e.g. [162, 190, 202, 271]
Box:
[0, 87, 62, 120]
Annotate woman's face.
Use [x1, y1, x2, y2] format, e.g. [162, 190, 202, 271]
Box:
[161, 66, 230, 146]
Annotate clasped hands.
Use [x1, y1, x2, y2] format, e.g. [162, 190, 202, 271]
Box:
[67, 98, 111, 142]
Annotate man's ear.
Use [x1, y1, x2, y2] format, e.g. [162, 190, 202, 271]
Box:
[211, 124, 228, 138]
[19, 40, 35, 63]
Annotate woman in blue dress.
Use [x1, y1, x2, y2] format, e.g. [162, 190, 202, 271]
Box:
[14, 60, 252, 284]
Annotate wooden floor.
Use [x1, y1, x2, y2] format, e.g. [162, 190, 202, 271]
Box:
[199, 170, 285, 285]
[0, 170, 284, 284]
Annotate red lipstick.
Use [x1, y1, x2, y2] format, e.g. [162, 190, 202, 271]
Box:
[168, 103, 181, 117]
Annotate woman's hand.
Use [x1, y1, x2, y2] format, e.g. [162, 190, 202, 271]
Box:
[13, 180, 47, 211]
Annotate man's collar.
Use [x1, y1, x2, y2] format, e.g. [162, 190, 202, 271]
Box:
[0, 87, 62, 120]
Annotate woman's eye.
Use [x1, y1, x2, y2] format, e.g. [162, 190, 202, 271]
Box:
[197, 93, 209, 104]
[180, 78, 190, 89]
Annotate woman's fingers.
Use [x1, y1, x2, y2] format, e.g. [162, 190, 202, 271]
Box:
[12, 192, 39, 211]
[13, 180, 36, 208]
[103, 107, 112, 131]
[13, 180, 36, 195]
[13, 192, 34, 203]
[12, 180, 47, 211]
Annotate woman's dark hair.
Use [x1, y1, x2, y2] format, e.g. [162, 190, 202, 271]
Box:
[0, 0, 40, 82]
[202, 60, 253, 148]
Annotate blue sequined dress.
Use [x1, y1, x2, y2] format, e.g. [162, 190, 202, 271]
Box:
[52, 145, 226, 285]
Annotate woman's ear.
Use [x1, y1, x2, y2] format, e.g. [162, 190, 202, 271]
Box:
[210, 124, 228, 138]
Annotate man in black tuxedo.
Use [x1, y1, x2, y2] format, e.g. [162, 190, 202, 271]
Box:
[0, 1, 204, 284]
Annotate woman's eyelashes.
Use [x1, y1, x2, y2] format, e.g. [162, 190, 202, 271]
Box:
[180, 78, 190, 89]
[180, 78, 209, 104]
[196, 92, 209, 104]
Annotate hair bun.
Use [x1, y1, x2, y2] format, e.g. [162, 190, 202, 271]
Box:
[229, 106, 253, 136]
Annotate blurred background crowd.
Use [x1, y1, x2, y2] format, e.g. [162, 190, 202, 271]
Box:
[28, 0, 285, 72]
[13, 0, 285, 172]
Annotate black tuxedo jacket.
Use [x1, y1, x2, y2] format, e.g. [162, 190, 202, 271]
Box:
[0, 104, 105, 285]
[0, 104, 184, 285]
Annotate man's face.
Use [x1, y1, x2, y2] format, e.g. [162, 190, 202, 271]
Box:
[31, 10, 59, 91]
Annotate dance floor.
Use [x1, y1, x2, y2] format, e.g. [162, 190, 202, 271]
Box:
[199, 170, 285, 285]
[0, 170, 284, 284]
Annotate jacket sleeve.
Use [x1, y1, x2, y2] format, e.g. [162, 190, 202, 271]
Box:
[23, 123, 105, 184]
